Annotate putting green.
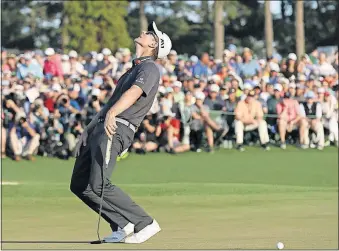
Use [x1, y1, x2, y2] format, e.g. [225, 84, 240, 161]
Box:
[1, 147, 338, 249]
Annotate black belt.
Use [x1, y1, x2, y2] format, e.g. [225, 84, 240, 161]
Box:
[98, 117, 137, 133]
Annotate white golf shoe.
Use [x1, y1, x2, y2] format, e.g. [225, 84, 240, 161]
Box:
[124, 220, 161, 244]
[103, 222, 134, 243]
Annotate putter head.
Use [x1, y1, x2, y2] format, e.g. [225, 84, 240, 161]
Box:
[90, 240, 105, 244]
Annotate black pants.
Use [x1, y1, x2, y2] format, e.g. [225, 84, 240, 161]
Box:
[70, 122, 153, 232]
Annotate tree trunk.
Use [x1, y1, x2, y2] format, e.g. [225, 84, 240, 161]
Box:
[281, 0, 286, 21]
[295, 0, 305, 58]
[265, 1, 273, 58]
[201, 0, 209, 24]
[61, 14, 69, 51]
[214, 0, 224, 60]
[139, 0, 148, 33]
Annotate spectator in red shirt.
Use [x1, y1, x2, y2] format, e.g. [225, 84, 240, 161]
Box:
[43, 48, 63, 79]
[155, 110, 180, 154]
[276, 92, 302, 149]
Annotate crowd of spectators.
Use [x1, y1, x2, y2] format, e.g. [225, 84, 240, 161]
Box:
[1, 44, 338, 161]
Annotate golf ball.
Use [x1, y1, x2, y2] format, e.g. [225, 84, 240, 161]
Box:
[277, 242, 284, 249]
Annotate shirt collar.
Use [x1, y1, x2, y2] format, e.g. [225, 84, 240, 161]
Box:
[132, 56, 153, 67]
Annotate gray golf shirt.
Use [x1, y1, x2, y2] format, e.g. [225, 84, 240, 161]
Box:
[100, 56, 160, 127]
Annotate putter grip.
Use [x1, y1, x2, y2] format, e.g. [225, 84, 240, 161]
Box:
[105, 139, 112, 165]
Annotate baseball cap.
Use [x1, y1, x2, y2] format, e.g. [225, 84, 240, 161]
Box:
[195, 91, 205, 101]
[51, 83, 62, 92]
[158, 86, 166, 94]
[269, 62, 280, 72]
[243, 83, 253, 90]
[122, 48, 131, 56]
[210, 84, 220, 93]
[190, 55, 199, 63]
[169, 50, 177, 56]
[304, 91, 315, 99]
[92, 88, 101, 97]
[102, 48, 112, 56]
[24, 53, 32, 60]
[96, 53, 104, 61]
[296, 84, 305, 89]
[147, 21, 172, 59]
[274, 84, 283, 92]
[172, 81, 182, 88]
[288, 53, 297, 61]
[45, 48, 55, 56]
[68, 50, 78, 58]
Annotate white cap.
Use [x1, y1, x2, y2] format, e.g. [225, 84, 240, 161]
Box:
[269, 62, 280, 72]
[73, 83, 81, 92]
[69, 50, 78, 58]
[102, 48, 112, 56]
[243, 83, 253, 90]
[148, 21, 172, 59]
[172, 81, 182, 88]
[273, 84, 283, 92]
[211, 74, 221, 83]
[45, 48, 55, 56]
[92, 88, 101, 96]
[210, 84, 220, 93]
[288, 53, 297, 61]
[195, 91, 205, 101]
[51, 83, 61, 92]
[61, 54, 69, 61]
[108, 55, 117, 63]
[169, 50, 177, 56]
[158, 86, 166, 94]
[279, 77, 290, 85]
[96, 53, 104, 61]
[317, 87, 325, 93]
[259, 59, 266, 66]
[190, 55, 199, 63]
[122, 48, 131, 56]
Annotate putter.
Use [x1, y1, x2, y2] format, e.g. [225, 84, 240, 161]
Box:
[90, 138, 112, 245]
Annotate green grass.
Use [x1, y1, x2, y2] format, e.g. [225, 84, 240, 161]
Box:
[1, 147, 338, 249]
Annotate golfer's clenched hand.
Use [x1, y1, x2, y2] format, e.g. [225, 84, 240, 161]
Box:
[75, 129, 88, 157]
[104, 110, 118, 139]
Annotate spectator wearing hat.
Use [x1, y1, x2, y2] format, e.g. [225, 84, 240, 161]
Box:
[319, 90, 338, 146]
[2, 53, 18, 75]
[68, 50, 85, 76]
[172, 81, 184, 105]
[268, 62, 280, 85]
[9, 112, 40, 161]
[318, 52, 336, 77]
[204, 84, 224, 111]
[239, 47, 261, 80]
[299, 91, 324, 150]
[282, 53, 298, 79]
[276, 92, 302, 149]
[43, 48, 63, 79]
[234, 90, 270, 151]
[17, 53, 43, 80]
[191, 91, 228, 152]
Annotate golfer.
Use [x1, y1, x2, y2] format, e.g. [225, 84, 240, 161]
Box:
[70, 22, 172, 244]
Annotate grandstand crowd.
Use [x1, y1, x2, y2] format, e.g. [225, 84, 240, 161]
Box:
[1, 45, 338, 161]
